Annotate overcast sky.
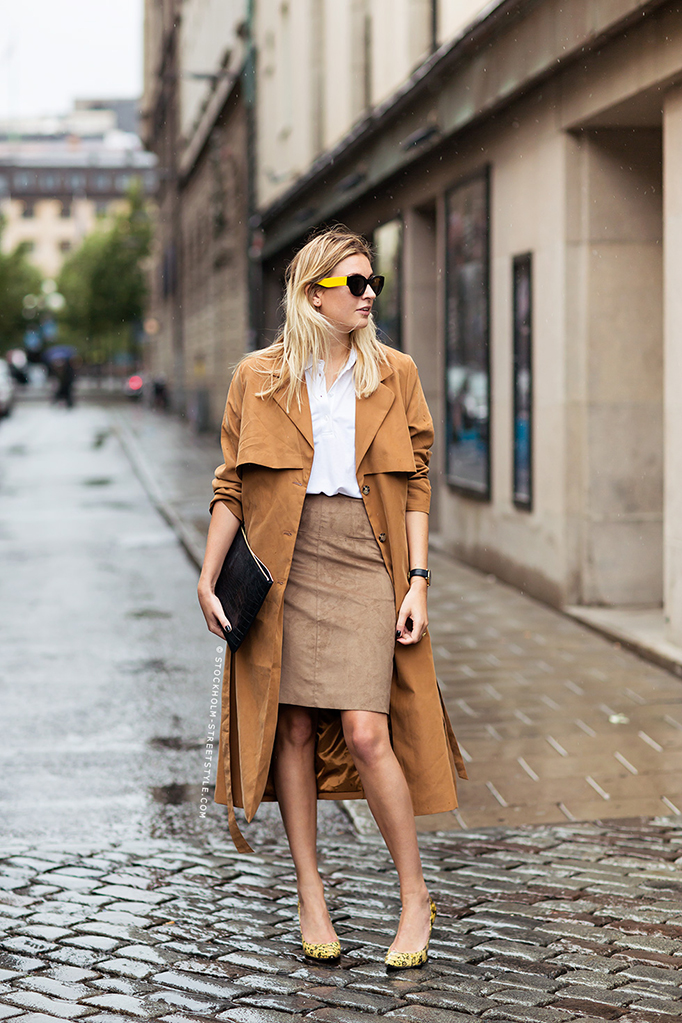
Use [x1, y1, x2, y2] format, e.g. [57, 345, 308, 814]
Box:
[0, 0, 143, 121]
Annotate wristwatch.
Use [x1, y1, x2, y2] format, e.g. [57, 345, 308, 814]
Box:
[409, 569, 431, 586]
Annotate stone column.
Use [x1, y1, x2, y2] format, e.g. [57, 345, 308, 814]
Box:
[402, 204, 441, 528]
[664, 87, 682, 643]
[567, 127, 663, 606]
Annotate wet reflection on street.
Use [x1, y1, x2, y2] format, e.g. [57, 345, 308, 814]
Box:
[0, 398, 352, 850]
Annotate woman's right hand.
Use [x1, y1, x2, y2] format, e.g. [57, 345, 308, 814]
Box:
[198, 581, 232, 640]
[197, 502, 241, 640]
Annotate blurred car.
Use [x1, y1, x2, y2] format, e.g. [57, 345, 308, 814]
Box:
[0, 361, 16, 417]
[124, 373, 145, 400]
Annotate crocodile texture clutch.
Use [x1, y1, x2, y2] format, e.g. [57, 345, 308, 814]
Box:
[214, 526, 273, 653]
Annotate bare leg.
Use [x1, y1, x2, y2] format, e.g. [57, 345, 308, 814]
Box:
[341, 710, 432, 952]
[272, 704, 338, 944]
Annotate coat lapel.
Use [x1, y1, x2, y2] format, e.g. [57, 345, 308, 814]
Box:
[271, 357, 394, 467]
[355, 363, 395, 471]
[272, 384, 314, 451]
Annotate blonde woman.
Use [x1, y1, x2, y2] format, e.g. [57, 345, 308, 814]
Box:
[198, 226, 467, 969]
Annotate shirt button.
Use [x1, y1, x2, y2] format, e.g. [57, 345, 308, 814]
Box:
[361, 485, 370, 495]
[378, 532, 386, 543]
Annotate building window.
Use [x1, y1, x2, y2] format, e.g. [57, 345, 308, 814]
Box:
[277, 3, 293, 139]
[94, 173, 111, 192]
[407, 0, 435, 66]
[513, 253, 532, 510]
[445, 167, 491, 496]
[59, 240, 72, 253]
[13, 171, 37, 192]
[372, 218, 402, 350]
[59, 202, 71, 218]
[40, 173, 59, 192]
[310, 0, 325, 154]
[21, 202, 35, 218]
[350, 0, 372, 118]
[69, 173, 86, 192]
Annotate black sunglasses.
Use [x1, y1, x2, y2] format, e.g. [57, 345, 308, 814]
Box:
[317, 273, 385, 297]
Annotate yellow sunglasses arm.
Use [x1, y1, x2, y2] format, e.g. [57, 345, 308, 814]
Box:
[317, 276, 347, 288]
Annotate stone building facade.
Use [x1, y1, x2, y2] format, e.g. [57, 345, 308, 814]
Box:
[141, 0, 250, 429]
[144, 0, 682, 648]
[251, 0, 682, 642]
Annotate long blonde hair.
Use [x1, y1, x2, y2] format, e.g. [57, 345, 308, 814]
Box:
[255, 226, 389, 409]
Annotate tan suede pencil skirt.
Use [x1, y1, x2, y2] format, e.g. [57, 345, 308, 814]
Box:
[278, 493, 396, 713]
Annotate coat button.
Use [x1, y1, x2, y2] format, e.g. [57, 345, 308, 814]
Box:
[378, 532, 386, 543]
[361, 485, 370, 495]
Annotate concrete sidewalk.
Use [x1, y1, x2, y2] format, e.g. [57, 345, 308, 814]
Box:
[114, 402, 682, 832]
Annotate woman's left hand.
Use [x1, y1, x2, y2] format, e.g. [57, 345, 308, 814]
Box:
[396, 581, 428, 645]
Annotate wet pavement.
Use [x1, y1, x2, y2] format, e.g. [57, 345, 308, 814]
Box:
[0, 398, 347, 849]
[2, 394, 682, 1022]
[424, 568, 682, 831]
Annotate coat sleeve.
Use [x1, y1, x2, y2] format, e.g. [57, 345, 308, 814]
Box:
[210, 364, 244, 522]
[405, 359, 434, 514]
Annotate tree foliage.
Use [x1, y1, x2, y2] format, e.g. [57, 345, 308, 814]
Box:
[58, 180, 152, 360]
[0, 219, 43, 354]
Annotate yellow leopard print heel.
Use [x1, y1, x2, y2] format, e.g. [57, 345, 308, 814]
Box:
[298, 901, 341, 962]
[385, 898, 436, 971]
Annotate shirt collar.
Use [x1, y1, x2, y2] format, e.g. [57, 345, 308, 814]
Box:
[305, 346, 357, 375]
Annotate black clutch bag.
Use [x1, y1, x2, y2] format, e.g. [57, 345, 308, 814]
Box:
[214, 526, 273, 653]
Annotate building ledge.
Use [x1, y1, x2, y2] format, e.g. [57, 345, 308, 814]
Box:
[258, 0, 671, 258]
[564, 605, 682, 680]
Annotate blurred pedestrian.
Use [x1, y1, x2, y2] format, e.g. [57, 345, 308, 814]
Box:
[52, 357, 76, 409]
[198, 227, 467, 970]
[152, 376, 168, 410]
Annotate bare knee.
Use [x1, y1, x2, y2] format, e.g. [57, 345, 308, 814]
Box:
[343, 714, 390, 767]
[276, 705, 317, 751]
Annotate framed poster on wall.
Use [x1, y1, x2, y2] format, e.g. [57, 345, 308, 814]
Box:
[513, 253, 533, 509]
[445, 168, 490, 496]
[372, 218, 403, 349]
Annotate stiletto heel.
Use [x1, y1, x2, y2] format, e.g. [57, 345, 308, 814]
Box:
[385, 898, 436, 970]
[298, 900, 341, 962]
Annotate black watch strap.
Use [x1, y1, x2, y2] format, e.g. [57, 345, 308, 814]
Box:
[409, 569, 431, 585]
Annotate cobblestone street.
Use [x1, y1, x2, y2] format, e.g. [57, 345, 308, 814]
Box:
[2, 819, 682, 1023]
[3, 397, 682, 1021]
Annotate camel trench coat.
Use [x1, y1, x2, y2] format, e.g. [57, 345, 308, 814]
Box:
[210, 344, 468, 852]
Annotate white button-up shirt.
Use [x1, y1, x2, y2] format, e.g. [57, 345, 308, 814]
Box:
[305, 347, 362, 499]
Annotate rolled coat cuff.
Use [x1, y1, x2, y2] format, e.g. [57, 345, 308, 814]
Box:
[406, 479, 431, 514]
[209, 492, 244, 522]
